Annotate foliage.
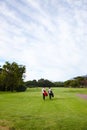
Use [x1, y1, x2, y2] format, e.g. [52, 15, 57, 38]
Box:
[64, 76, 87, 88]
[25, 75, 87, 88]
[54, 81, 64, 87]
[25, 78, 55, 87]
[0, 61, 26, 92]
[38, 78, 54, 87]
[16, 84, 27, 92]
[25, 80, 38, 87]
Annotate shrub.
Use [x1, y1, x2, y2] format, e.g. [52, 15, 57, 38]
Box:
[16, 84, 27, 92]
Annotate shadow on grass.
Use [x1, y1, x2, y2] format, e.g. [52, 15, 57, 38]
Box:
[53, 97, 68, 100]
[44, 97, 68, 101]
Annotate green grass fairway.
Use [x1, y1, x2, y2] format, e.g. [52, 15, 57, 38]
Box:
[0, 88, 87, 130]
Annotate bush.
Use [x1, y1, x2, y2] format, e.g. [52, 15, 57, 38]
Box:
[16, 84, 27, 92]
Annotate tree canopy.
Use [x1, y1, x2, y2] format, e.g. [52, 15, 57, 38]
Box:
[0, 61, 26, 92]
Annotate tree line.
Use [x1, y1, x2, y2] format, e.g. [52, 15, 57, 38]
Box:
[0, 61, 87, 92]
[64, 76, 87, 88]
[25, 79, 55, 88]
[25, 76, 87, 88]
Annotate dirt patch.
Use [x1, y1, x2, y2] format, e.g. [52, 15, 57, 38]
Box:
[0, 120, 15, 130]
[77, 94, 87, 100]
[0, 126, 9, 130]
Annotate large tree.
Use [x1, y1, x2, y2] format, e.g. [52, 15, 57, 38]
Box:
[0, 61, 26, 91]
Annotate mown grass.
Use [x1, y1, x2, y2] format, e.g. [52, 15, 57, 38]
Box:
[0, 87, 87, 130]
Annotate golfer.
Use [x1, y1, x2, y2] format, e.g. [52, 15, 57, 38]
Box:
[48, 87, 54, 99]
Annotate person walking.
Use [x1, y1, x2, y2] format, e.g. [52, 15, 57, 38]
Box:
[42, 87, 46, 100]
[48, 87, 54, 99]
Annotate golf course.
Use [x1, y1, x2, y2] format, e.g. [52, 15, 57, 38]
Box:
[0, 87, 87, 130]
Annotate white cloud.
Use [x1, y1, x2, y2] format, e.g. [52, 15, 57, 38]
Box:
[0, 0, 87, 81]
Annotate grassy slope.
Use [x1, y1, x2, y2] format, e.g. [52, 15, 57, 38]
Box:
[0, 88, 87, 130]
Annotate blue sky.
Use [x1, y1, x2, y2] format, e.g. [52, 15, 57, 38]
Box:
[0, 0, 87, 81]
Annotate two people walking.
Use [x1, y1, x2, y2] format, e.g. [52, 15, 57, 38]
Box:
[42, 87, 54, 100]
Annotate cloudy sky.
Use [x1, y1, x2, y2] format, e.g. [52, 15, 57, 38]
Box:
[0, 0, 87, 81]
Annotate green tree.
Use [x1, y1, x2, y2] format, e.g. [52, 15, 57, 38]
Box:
[64, 80, 71, 87]
[54, 81, 64, 87]
[69, 80, 79, 88]
[0, 61, 26, 91]
[38, 78, 54, 87]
